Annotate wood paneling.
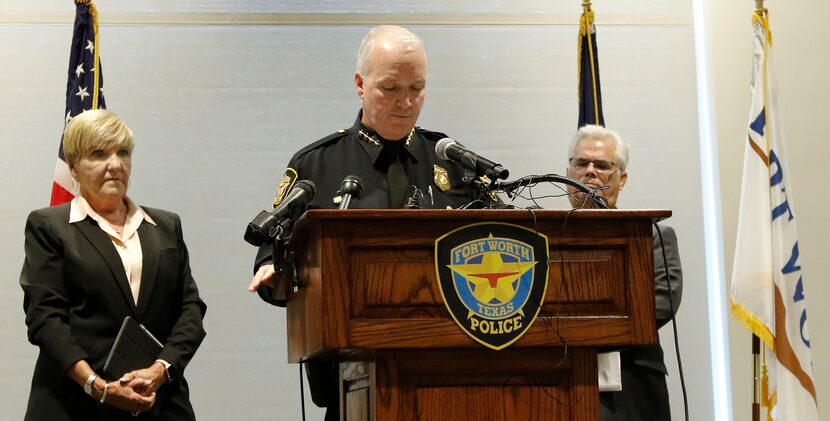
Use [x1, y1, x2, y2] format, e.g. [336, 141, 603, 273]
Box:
[287, 209, 663, 360]
[287, 209, 665, 420]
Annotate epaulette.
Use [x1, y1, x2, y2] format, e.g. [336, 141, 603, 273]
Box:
[292, 128, 351, 160]
[415, 126, 451, 143]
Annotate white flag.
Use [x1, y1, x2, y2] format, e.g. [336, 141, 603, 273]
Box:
[730, 10, 818, 421]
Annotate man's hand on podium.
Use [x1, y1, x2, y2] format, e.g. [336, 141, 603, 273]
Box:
[249, 264, 276, 292]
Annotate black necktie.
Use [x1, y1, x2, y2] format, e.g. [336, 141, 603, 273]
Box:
[386, 144, 408, 208]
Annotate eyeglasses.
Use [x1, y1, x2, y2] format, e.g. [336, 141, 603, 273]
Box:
[568, 158, 619, 174]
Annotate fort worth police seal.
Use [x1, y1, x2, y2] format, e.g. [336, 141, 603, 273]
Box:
[435, 222, 549, 350]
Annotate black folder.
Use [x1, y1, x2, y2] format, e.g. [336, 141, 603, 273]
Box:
[103, 316, 164, 379]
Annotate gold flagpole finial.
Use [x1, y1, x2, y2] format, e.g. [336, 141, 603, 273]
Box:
[754, 0, 768, 20]
[582, 0, 592, 13]
[754, 0, 765, 14]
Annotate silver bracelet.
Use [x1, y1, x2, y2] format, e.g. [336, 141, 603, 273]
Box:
[83, 373, 97, 396]
[99, 382, 109, 404]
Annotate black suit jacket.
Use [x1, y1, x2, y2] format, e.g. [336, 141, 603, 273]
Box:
[600, 224, 683, 421]
[20, 203, 207, 421]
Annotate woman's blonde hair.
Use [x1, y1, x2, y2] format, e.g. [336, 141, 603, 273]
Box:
[63, 109, 133, 167]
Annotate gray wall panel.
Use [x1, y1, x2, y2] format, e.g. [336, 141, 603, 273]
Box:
[2, 0, 691, 18]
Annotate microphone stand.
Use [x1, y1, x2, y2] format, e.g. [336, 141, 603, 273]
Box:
[466, 170, 502, 209]
[269, 218, 303, 295]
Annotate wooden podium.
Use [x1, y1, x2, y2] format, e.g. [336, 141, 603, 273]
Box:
[285, 209, 669, 421]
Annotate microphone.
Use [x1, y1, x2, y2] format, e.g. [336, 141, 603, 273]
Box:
[435, 138, 509, 181]
[244, 180, 316, 246]
[336, 175, 363, 209]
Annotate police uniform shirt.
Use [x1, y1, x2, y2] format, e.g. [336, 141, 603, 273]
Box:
[272, 110, 478, 211]
[256, 112, 487, 418]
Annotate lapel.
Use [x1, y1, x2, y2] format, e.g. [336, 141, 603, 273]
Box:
[135, 219, 160, 320]
[74, 218, 136, 315]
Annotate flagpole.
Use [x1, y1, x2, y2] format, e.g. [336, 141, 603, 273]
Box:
[752, 334, 760, 421]
[752, 4, 765, 419]
[749, 2, 763, 419]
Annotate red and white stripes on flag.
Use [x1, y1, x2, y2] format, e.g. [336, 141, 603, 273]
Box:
[51, 0, 106, 206]
[730, 9, 818, 421]
[51, 155, 75, 206]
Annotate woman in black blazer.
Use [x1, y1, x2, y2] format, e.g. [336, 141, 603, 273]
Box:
[20, 109, 206, 420]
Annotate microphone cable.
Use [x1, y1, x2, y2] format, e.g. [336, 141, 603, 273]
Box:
[298, 362, 307, 421]
[497, 174, 609, 209]
[654, 222, 689, 421]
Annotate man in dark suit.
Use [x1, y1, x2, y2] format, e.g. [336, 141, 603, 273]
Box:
[565, 124, 683, 421]
[20, 109, 206, 420]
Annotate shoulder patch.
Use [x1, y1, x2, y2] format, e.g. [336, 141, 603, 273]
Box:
[273, 168, 298, 208]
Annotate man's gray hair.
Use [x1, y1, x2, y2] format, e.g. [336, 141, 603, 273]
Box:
[568, 124, 629, 171]
[356, 25, 424, 76]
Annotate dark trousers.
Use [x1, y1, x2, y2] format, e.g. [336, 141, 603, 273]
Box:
[599, 360, 671, 421]
[306, 362, 340, 421]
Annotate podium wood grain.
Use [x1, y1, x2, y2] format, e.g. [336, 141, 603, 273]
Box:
[285, 209, 669, 420]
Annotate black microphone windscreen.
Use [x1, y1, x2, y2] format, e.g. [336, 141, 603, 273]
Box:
[340, 175, 363, 195]
[291, 179, 316, 199]
[243, 179, 316, 246]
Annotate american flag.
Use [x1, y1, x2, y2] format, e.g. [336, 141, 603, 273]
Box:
[51, 0, 106, 206]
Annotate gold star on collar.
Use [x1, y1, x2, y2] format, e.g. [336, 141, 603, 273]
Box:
[358, 129, 414, 147]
